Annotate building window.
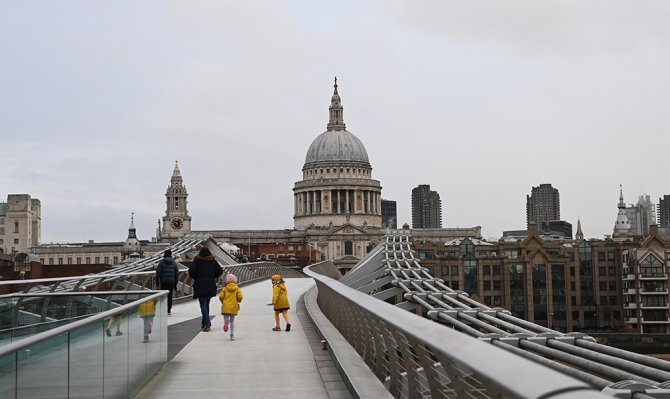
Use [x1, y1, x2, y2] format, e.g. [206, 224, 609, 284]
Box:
[483, 281, 491, 290]
[572, 311, 579, 320]
[76, 257, 81, 264]
[608, 252, 615, 261]
[86, 257, 90, 263]
[598, 267, 606, 276]
[483, 265, 491, 275]
[609, 296, 617, 305]
[40, 258, 45, 264]
[67, 258, 72, 265]
[493, 296, 501, 306]
[113, 256, 118, 264]
[493, 265, 501, 275]
[49, 258, 54, 265]
[640, 254, 664, 277]
[600, 296, 607, 305]
[449, 281, 459, 290]
[104, 257, 109, 264]
[608, 266, 615, 276]
[95, 257, 100, 263]
[642, 296, 668, 307]
[13, 239, 19, 244]
[344, 241, 353, 256]
[451, 266, 458, 276]
[14, 221, 19, 233]
[599, 282, 607, 291]
[441, 266, 450, 276]
[598, 252, 606, 261]
[493, 280, 501, 290]
[58, 258, 63, 265]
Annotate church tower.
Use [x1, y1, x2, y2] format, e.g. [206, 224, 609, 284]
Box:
[575, 218, 584, 242]
[613, 184, 631, 237]
[161, 161, 192, 240]
[122, 213, 142, 259]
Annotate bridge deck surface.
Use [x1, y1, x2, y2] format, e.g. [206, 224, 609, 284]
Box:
[139, 278, 348, 399]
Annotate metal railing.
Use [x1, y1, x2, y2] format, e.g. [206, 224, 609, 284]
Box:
[0, 291, 168, 399]
[305, 230, 670, 398]
[305, 263, 609, 398]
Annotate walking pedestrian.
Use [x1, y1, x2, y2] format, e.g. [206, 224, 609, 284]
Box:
[218, 273, 243, 340]
[270, 274, 291, 332]
[188, 245, 223, 332]
[156, 249, 179, 315]
[139, 298, 157, 342]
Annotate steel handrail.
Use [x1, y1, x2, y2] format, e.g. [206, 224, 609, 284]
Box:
[0, 290, 166, 356]
[305, 263, 610, 399]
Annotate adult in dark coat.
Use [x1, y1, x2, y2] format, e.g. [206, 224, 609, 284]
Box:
[188, 245, 223, 331]
[156, 249, 179, 315]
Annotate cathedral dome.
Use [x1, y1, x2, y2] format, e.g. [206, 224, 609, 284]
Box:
[304, 129, 370, 168]
[303, 78, 370, 170]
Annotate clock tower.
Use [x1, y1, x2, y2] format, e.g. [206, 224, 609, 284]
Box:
[161, 161, 192, 240]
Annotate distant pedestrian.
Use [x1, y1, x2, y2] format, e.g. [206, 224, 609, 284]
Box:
[188, 246, 223, 332]
[156, 249, 179, 315]
[218, 273, 243, 340]
[270, 274, 291, 331]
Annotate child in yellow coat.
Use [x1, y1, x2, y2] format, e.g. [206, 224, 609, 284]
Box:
[139, 299, 157, 342]
[271, 274, 291, 332]
[218, 273, 243, 340]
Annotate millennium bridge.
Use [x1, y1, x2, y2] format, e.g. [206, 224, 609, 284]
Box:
[1, 231, 669, 398]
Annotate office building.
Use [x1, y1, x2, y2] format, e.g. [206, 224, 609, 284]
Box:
[0, 194, 41, 254]
[412, 185, 442, 228]
[381, 199, 397, 229]
[526, 184, 560, 226]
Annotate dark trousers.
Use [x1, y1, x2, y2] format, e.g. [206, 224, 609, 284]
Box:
[161, 283, 176, 313]
[198, 296, 211, 328]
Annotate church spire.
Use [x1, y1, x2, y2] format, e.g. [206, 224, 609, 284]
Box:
[327, 77, 346, 131]
[127, 212, 137, 239]
[171, 160, 183, 187]
[613, 185, 631, 236]
[575, 218, 583, 241]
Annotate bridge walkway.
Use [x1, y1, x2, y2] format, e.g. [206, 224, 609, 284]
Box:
[138, 278, 351, 399]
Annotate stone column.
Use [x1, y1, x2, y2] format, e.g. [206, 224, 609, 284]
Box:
[337, 190, 341, 213]
[304, 192, 308, 215]
[345, 190, 349, 213]
[312, 190, 317, 214]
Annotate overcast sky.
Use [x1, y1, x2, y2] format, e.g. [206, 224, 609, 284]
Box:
[2, 1, 669, 243]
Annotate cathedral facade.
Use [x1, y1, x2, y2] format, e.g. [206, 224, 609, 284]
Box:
[293, 78, 382, 230]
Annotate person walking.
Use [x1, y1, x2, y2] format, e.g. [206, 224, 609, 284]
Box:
[139, 298, 157, 342]
[156, 249, 179, 315]
[188, 245, 223, 332]
[218, 273, 243, 340]
[270, 274, 291, 332]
